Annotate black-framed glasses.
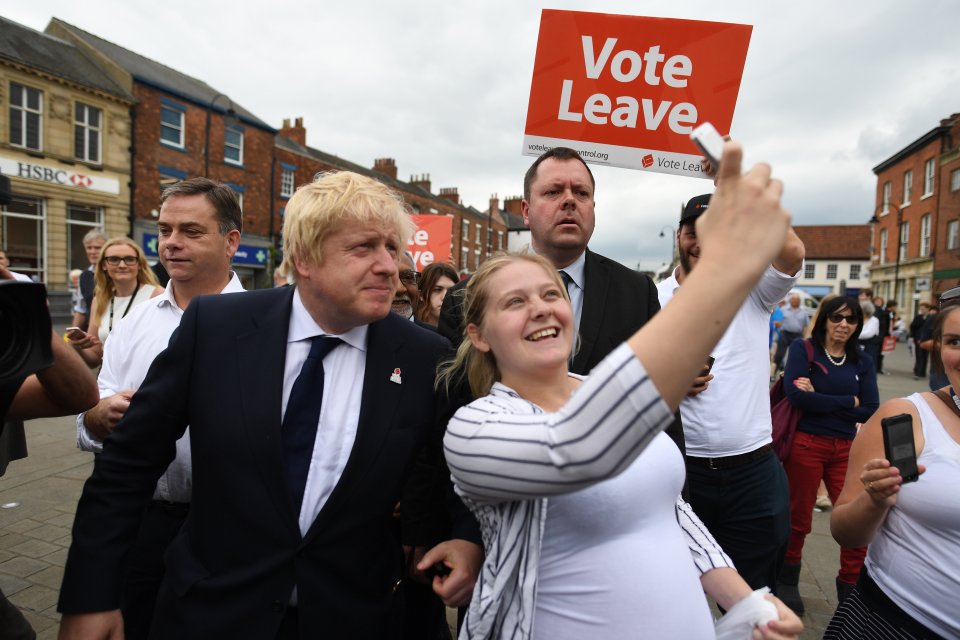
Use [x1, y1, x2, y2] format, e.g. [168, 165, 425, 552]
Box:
[104, 256, 139, 266]
[827, 313, 858, 324]
[399, 270, 420, 286]
[940, 286, 960, 309]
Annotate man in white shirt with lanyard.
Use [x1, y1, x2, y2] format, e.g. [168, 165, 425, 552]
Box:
[74, 177, 244, 639]
[657, 192, 805, 596]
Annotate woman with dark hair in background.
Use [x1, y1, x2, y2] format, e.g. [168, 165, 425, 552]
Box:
[826, 293, 960, 639]
[776, 296, 879, 614]
[415, 262, 458, 327]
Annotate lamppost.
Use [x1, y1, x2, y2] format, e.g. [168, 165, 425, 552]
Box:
[659, 224, 676, 263]
[868, 201, 903, 305]
[204, 93, 237, 177]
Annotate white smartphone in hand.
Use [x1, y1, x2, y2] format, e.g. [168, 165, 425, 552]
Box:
[690, 122, 726, 167]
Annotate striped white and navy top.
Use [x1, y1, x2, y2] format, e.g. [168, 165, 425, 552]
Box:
[444, 343, 734, 640]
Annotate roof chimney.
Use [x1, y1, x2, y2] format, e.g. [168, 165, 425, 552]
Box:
[439, 187, 460, 205]
[279, 117, 306, 146]
[410, 173, 431, 194]
[373, 158, 397, 180]
[504, 196, 523, 215]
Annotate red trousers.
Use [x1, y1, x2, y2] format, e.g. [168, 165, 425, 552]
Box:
[783, 431, 866, 584]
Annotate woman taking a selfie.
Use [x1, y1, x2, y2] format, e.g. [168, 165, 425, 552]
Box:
[826, 293, 960, 639]
[438, 145, 802, 639]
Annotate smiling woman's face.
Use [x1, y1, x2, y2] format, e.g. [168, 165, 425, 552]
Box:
[467, 260, 573, 385]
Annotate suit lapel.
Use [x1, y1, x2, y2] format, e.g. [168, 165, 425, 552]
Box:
[236, 287, 298, 530]
[303, 315, 404, 542]
[573, 250, 607, 374]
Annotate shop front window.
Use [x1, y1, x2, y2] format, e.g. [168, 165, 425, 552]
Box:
[1, 196, 46, 282]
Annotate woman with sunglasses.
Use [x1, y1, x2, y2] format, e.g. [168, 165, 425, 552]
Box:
[825, 293, 960, 639]
[68, 237, 163, 367]
[777, 296, 879, 613]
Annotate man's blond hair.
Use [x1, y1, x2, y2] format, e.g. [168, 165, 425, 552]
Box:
[282, 171, 414, 278]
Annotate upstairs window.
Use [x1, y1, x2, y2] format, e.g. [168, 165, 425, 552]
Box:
[224, 127, 243, 165]
[10, 82, 42, 151]
[923, 159, 935, 196]
[74, 102, 102, 163]
[280, 168, 295, 198]
[920, 214, 931, 257]
[160, 103, 185, 148]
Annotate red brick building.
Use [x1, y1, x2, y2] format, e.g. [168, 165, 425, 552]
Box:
[47, 19, 277, 288]
[931, 127, 960, 293]
[275, 118, 506, 274]
[871, 113, 960, 311]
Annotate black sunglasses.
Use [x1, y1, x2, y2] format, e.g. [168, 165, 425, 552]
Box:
[827, 313, 858, 324]
[399, 270, 420, 286]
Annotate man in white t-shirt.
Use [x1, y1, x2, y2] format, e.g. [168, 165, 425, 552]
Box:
[657, 193, 805, 599]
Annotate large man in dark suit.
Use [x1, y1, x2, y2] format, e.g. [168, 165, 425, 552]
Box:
[58, 172, 474, 639]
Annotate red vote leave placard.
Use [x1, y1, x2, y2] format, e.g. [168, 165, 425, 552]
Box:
[408, 214, 453, 271]
[523, 10, 752, 178]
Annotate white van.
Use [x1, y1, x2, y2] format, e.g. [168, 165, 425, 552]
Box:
[783, 289, 819, 319]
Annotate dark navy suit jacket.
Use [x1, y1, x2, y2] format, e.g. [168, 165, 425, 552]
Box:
[59, 286, 451, 638]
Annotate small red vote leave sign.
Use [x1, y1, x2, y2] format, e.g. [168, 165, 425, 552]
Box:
[408, 214, 453, 271]
[523, 10, 752, 178]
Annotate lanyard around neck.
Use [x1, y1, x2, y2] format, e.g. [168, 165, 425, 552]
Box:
[108, 288, 138, 332]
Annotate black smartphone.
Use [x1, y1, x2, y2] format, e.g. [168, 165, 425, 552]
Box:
[881, 414, 919, 483]
[704, 356, 716, 374]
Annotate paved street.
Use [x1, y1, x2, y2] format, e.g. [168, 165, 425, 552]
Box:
[0, 342, 929, 638]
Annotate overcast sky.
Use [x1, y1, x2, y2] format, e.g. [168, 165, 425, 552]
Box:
[7, 1, 959, 271]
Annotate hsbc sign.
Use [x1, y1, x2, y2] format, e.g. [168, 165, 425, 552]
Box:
[0, 155, 120, 195]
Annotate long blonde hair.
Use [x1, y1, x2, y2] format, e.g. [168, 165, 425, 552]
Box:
[437, 252, 570, 398]
[91, 237, 160, 321]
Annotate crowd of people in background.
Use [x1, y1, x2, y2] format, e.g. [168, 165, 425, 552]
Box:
[2, 143, 957, 640]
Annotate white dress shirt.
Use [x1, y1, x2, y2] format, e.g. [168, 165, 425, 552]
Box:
[283, 288, 367, 536]
[76, 273, 245, 503]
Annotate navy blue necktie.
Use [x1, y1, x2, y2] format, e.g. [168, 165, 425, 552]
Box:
[558, 270, 572, 297]
[282, 336, 342, 512]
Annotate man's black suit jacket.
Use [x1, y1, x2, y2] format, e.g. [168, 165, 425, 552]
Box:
[58, 286, 451, 639]
[436, 248, 686, 453]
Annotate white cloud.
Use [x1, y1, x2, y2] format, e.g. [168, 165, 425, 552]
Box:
[6, 0, 958, 268]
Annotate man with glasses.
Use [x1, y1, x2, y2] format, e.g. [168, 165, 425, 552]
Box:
[392, 251, 420, 320]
